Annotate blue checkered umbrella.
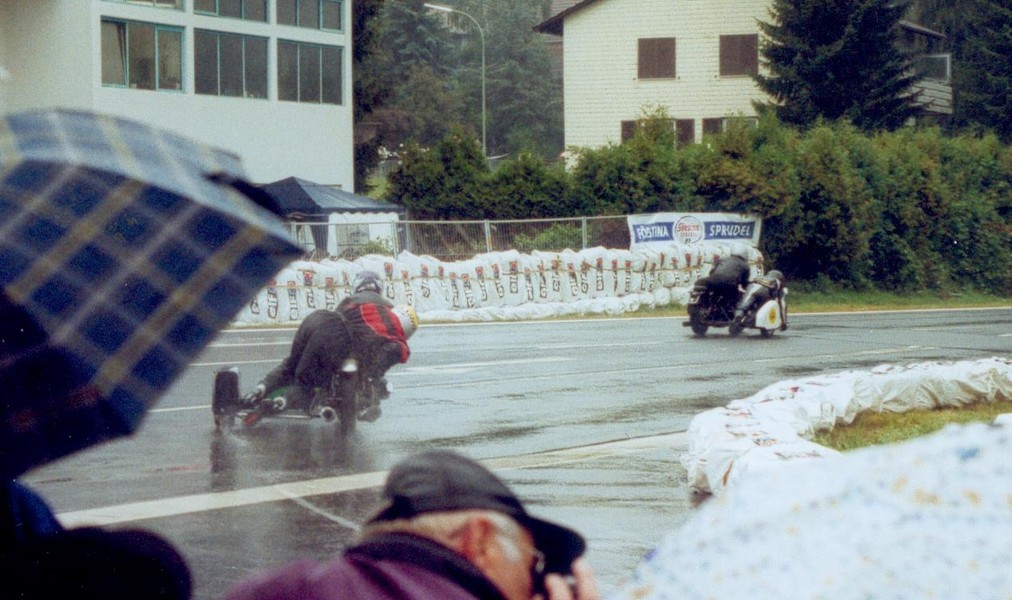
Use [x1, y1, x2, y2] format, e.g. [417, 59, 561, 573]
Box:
[0, 109, 301, 477]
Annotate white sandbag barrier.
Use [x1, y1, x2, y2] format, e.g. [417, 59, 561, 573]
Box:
[609, 420, 1012, 600]
[681, 356, 1012, 496]
[231, 243, 764, 326]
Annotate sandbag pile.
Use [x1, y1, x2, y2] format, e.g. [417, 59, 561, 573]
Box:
[681, 356, 1012, 496]
[609, 419, 1011, 599]
[231, 244, 763, 325]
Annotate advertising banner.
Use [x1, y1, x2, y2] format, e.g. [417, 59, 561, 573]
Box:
[627, 213, 762, 250]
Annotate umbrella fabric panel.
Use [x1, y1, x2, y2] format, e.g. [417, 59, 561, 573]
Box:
[0, 109, 302, 477]
[0, 295, 115, 480]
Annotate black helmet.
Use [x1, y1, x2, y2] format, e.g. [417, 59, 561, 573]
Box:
[353, 270, 382, 294]
[767, 270, 784, 282]
[729, 242, 750, 260]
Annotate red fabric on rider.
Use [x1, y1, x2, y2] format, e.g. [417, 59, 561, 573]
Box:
[339, 296, 410, 364]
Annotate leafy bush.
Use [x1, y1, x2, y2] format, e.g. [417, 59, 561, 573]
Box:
[384, 118, 1011, 294]
[513, 223, 583, 253]
[343, 238, 396, 259]
[482, 152, 573, 219]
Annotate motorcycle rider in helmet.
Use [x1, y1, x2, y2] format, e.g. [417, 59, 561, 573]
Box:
[693, 242, 752, 319]
[337, 271, 415, 417]
[241, 270, 415, 425]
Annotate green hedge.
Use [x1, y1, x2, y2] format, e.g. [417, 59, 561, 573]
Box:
[386, 116, 1011, 295]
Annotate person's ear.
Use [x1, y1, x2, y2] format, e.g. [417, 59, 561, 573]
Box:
[455, 516, 499, 570]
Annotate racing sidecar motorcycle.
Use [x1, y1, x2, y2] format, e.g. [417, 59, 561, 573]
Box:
[212, 359, 374, 435]
[684, 280, 787, 338]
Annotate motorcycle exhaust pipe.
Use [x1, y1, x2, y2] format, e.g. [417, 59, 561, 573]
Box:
[319, 407, 337, 423]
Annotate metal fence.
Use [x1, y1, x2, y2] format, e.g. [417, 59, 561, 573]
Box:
[289, 216, 632, 262]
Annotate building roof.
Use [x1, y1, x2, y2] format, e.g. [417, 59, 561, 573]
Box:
[898, 20, 946, 39]
[534, 0, 605, 36]
[535, 2, 945, 39]
[261, 177, 403, 216]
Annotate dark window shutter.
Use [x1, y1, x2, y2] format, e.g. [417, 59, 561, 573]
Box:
[638, 38, 676, 79]
[719, 34, 758, 76]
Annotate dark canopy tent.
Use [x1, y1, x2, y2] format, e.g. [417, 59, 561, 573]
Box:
[260, 177, 403, 254]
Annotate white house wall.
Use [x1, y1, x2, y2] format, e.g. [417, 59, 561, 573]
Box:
[0, 0, 353, 188]
[0, 1, 94, 111]
[563, 0, 770, 148]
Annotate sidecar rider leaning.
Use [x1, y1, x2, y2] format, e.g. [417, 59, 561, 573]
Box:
[242, 270, 417, 425]
[743, 269, 789, 331]
[693, 242, 752, 315]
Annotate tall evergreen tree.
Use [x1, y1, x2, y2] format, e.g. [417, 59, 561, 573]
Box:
[957, 0, 1012, 142]
[755, 0, 918, 131]
[479, 1, 563, 158]
[353, 0, 389, 192]
[376, 0, 455, 84]
[355, 0, 457, 180]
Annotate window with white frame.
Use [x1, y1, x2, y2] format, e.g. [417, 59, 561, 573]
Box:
[277, 40, 343, 104]
[194, 0, 267, 21]
[703, 116, 758, 137]
[277, 0, 342, 31]
[912, 54, 951, 82]
[101, 19, 183, 91]
[195, 30, 268, 98]
[103, 0, 182, 9]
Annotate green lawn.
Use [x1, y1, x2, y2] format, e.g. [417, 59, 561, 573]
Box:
[812, 399, 1012, 451]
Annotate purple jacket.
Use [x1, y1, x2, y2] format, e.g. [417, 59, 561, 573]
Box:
[224, 533, 508, 600]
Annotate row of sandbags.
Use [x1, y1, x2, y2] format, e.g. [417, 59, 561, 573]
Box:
[232, 244, 763, 325]
[681, 356, 1012, 496]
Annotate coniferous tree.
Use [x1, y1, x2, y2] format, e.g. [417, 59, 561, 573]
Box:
[957, 0, 1012, 141]
[377, 0, 455, 84]
[755, 0, 918, 131]
[353, 0, 388, 192]
[481, 1, 563, 158]
[357, 0, 457, 171]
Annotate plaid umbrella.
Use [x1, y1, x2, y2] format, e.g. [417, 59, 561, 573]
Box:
[0, 109, 301, 478]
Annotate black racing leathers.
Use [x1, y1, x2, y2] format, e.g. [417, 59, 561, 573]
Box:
[695, 255, 750, 311]
[260, 309, 352, 408]
[258, 291, 409, 406]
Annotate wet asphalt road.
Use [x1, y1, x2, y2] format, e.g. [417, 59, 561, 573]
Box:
[23, 308, 1012, 599]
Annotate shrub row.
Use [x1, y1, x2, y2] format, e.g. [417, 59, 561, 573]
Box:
[386, 119, 1011, 295]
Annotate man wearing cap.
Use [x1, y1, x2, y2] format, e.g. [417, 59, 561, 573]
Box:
[224, 450, 599, 600]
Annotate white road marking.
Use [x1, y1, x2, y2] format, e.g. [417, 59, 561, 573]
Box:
[192, 359, 278, 367]
[208, 341, 292, 348]
[752, 345, 934, 363]
[401, 356, 574, 374]
[276, 488, 364, 532]
[535, 341, 669, 350]
[55, 433, 687, 529]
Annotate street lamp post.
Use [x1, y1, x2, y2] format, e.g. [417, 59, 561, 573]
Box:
[423, 2, 486, 158]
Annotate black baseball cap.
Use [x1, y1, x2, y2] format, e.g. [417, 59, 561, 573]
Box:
[369, 450, 586, 574]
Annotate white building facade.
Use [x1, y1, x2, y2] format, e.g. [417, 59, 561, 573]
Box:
[537, 0, 952, 151]
[538, 0, 770, 149]
[0, 0, 354, 187]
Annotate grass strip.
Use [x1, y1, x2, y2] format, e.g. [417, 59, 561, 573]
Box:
[811, 399, 1012, 451]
